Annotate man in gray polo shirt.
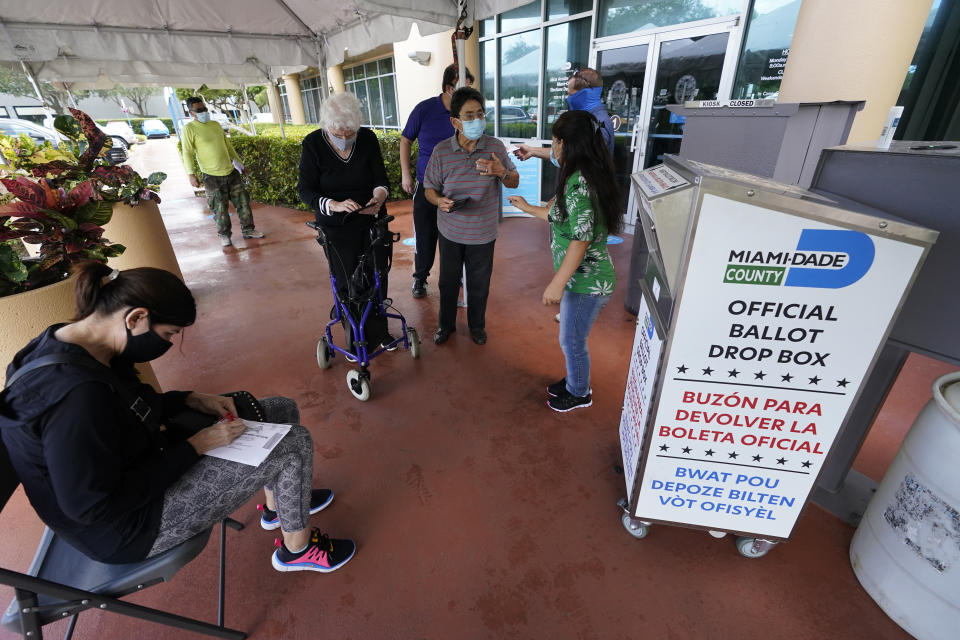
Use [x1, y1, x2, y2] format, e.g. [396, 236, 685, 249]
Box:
[424, 87, 519, 346]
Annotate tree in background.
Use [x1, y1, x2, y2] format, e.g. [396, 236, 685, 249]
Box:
[91, 86, 160, 116]
[0, 66, 85, 114]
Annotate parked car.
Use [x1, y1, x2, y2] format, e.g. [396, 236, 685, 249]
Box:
[102, 121, 138, 146]
[0, 118, 63, 146]
[0, 117, 127, 165]
[486, 105, 533, 123]
[142, 119, 170, 138]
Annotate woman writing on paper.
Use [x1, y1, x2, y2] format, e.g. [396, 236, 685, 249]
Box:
[297, 91, 395, 354]
[508, 110, 622, 412]
[0, 262, 355, 573]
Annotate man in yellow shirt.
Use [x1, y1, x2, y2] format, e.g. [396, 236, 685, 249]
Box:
[181, 96, 264, 246]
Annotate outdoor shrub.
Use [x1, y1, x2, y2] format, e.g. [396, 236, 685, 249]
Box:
[215, 128, 416, 210]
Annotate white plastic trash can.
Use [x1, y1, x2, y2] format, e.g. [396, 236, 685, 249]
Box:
[850, 371, 960, 640]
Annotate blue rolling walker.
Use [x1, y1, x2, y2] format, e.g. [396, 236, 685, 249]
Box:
[307, 215, 420, 401]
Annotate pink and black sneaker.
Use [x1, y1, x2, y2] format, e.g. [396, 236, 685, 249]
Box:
[271, 528, 356, 573]
[257, 489, 334, 530]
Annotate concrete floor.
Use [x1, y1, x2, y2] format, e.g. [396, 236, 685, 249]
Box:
[0, 137, 953, 639]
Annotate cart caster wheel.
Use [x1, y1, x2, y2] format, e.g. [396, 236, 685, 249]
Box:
[621, 513, 650, 539]
[408, 327, 420, 359]
[736, 536, 772, 558]
[346, 370, 371, 401]
[316, 337, 332, 370]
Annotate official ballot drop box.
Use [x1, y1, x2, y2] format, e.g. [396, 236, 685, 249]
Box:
[618, 156, 937, 544]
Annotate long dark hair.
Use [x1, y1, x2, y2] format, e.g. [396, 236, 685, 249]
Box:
[551, 110, 622, 235]
[72, 261, 196, 326]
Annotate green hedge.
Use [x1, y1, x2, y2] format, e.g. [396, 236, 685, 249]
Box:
[96, 117, 174, 135]
[227, 128, 416, 210]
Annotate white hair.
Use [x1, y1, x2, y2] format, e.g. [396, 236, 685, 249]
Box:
[320, 92, 363, 132]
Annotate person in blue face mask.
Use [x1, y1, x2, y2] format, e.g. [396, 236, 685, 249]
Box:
[514, 67, 615, 161]
[422, 87, 520, 347]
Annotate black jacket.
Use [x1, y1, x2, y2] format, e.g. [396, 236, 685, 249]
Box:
[0, 326, 199, 563]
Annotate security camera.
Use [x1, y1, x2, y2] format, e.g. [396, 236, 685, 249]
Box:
[407, 51, 431, 66]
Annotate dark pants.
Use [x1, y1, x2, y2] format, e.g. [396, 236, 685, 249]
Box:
[202, 170, 254, 235]
[438, 234, 495, 332]
[412, 182, 439, 282]
[323, 223, 392, 347]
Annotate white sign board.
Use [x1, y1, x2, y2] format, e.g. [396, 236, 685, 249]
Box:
[619, 293, 664, 496]
[683, 99, 776, 108]
[633, 193, 924, 538]
[635, 165, 690, 199]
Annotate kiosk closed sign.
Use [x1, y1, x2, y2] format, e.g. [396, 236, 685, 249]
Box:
[633, 193, 925, 539]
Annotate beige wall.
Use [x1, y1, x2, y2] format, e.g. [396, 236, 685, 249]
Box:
[778, 0, 934, 143]
[392, 24, 479, 130]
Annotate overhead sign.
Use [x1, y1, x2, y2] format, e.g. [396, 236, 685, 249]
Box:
[683, 99, 776, 109]
[619, 292, 664, 495]
[632, 193, 925, 539]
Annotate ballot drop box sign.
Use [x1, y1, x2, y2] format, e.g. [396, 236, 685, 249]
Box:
[620, 162, 933, 540]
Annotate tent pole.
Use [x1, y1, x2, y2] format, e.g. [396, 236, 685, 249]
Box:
[19, 60, 46, 106]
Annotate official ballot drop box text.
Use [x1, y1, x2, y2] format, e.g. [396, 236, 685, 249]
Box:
[618, 156, 936, 541]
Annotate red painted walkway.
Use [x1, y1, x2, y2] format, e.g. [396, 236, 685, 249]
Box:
[0, 138, 952, 639]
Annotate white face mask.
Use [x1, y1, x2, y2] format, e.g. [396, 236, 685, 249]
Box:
[328, 132, 357, 152]
[196, 112, 211, 124]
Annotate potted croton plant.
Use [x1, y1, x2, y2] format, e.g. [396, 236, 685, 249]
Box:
[0, 108, 171, 386]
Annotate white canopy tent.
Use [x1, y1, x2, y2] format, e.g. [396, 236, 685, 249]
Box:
[0, 0, 526, 89]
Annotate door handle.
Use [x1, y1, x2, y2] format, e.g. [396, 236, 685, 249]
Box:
[630, 119, 643, 153]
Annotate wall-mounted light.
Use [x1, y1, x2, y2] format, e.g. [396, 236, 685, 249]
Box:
[407, 50, 432, 66]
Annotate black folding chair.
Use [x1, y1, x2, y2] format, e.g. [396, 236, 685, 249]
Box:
[0, 439, 246, 640]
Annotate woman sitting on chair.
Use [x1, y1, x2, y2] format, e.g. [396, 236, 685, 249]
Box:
[297, 91, 395, 355]
[0, 261, 355, 572]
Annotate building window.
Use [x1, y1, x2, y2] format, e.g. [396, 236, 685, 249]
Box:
[300, 76, 324, 124]
[343, 57, 400, 129]
[597, 0, 741, 38]
[731, 0, 802, 100]
[277, 81, 292, 123]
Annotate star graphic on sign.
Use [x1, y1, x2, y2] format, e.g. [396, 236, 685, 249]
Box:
[682, 446, 692, 454]
[776, 457, 787, 465]
[782, 373, 794, 383]
[659, 444, 669, 452]
[809, 376, 821, 385]
[702, 367, 714, 376]
[705, 449, 715, 457]
[752, 454, 762, 462]
[837, 378, 850, 388]
[677, 365, 688, 374]
[754, 371, 766, 380]
[728, 451, 739, 459]
[801, 460, 812, 468]
[728, 369, 739, 378]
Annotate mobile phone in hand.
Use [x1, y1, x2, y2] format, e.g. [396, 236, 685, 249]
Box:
[449, 197, 469, 211]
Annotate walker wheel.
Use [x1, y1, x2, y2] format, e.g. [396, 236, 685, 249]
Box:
[736, 536, 770, 559]
[621, 513, 650, 539]
[408, 327, 420, 359]
[346, 370, 371, 401]
[316, 338, 332, 370]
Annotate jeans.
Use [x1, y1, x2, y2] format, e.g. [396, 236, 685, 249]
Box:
[559, 291, 611, 398]
[412, 182, 439, 282]
[438, 234, 496, 331]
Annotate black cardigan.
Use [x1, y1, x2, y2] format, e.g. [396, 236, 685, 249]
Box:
[297, 127, 390, 227]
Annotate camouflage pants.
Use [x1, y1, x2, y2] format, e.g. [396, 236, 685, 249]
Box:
[202, 170, 254, 235]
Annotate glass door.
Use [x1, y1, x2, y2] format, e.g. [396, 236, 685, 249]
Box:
[595, 41, 651, 225]
[644, 30, 731, 169]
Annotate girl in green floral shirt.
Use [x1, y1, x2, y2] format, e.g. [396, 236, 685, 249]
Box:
[509, 110, 622, 412]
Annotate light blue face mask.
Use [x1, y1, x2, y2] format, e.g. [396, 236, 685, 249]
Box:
[460, 117, 485, 140]
[196, 111, 211, 124]
[550, 147, 561, 168]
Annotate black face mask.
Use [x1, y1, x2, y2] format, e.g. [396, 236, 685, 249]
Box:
[121, 313, 173, 363]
